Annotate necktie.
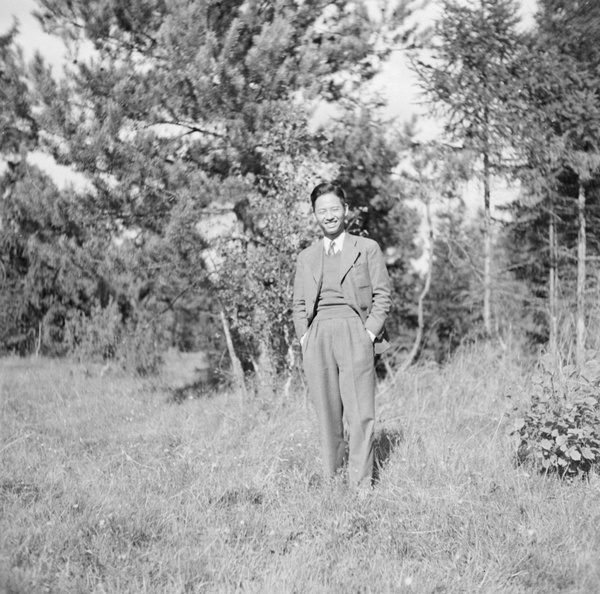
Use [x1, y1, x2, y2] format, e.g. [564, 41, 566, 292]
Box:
[328, 241, 337, 256]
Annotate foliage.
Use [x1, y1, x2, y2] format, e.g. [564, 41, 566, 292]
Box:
[425, 202, 482, 360]
[64, 300, 164, 375]
[398, 143, 475, 361]
[511, 354, 600, 479]
[504, 183, 600, 347]
[536, 0, 600, 72]
[0, 24, 37, 161]
[503, 1, 600, 358]
[413, 0, 526, 337]
[322, 100, 418, 246]
[11, 0, 418, 374]
[211, 146, 326, 372]
[414, 0, 524, 168]
[66, 301, 123, 362]
[0, 26, 39, 353]
[0, 167, 102, 355]
[511, 4, 600, 190]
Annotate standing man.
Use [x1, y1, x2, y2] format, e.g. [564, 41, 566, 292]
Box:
[292, 182, 392, 490]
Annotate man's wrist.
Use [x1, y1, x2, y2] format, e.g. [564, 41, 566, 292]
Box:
[366, 329, 376, 342]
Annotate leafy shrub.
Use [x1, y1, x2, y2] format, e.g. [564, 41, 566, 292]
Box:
[510, 355, 600, 479]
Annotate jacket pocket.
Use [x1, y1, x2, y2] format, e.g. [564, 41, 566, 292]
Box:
[352, 262, 370, 288]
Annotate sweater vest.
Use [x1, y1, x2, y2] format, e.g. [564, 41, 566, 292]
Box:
[315, 250, 355, 319]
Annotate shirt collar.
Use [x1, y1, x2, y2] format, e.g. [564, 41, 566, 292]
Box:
[324, 231, 346, 252]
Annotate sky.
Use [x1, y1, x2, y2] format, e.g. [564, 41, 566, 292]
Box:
[1, 0, 65, 67]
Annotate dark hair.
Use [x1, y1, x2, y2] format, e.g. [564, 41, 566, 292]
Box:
[310, 182, 346, 210]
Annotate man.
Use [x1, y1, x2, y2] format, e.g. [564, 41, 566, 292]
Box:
[292, 182, 392, 489]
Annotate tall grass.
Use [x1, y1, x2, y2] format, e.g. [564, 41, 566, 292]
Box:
[1, 346, 599, 593]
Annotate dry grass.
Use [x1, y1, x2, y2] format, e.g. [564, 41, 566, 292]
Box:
[1, 345, 600, 593]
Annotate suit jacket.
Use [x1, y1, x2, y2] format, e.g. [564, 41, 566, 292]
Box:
[292, 233, 392, 354]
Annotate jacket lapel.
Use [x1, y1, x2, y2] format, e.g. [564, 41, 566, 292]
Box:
[309, 240, 324, 284]
[340, 234, 360, 282]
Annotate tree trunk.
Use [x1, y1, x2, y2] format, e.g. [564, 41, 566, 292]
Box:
[219, 308, 247, 403]
[576, 181, 586, 368]
[483, 150, 492, 336]
[548, 202, 558, 365]
[402, 199, 433, 370]
[253, 333, 276, 396]
[282, 324, 295, 400]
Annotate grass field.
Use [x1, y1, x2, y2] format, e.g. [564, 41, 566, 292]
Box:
[1, 344, 600, 593]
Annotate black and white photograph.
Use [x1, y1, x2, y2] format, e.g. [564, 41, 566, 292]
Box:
[2, 0, 600, 592]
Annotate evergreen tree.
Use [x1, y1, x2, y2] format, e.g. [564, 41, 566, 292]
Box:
[536, 0, 600, 366]
[0, 26, 39, 353]
[506, 0, 600, 363]
[414, 0, 524, 337]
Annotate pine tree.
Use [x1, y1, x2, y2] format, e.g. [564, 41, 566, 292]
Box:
[26, 0, 415, 378]
[0, 26, 39, 352]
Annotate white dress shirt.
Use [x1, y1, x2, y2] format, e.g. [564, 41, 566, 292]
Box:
[323, 232, 346, 255]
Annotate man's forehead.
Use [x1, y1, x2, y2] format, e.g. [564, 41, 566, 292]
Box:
[314, 193, 345, 208]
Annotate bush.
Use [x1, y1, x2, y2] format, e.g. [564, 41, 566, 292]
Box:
[66, 301, 122, 362]
[65, 300, 164, 375]
[510, 354, 600, 479]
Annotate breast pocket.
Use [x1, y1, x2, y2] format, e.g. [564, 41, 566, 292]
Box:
[352, 261, 370, 288]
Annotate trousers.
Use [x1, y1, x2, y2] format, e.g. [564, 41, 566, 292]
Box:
[302, 315, 376, 488]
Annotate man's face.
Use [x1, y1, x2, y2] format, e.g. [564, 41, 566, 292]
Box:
[313, 192, 348, 240]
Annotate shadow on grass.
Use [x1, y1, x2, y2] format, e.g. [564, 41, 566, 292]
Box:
[373, 427, 404, 484]
[166, 379, 220, 403]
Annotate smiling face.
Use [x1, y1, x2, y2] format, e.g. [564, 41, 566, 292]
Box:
[313, 192, 348, 240]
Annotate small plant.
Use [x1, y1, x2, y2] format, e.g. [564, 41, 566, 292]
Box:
[510, 355, 600, 479]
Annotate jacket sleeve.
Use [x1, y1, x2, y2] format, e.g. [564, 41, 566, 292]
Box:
[292, 252, 309, 341]
[364, 240, 392, 338]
